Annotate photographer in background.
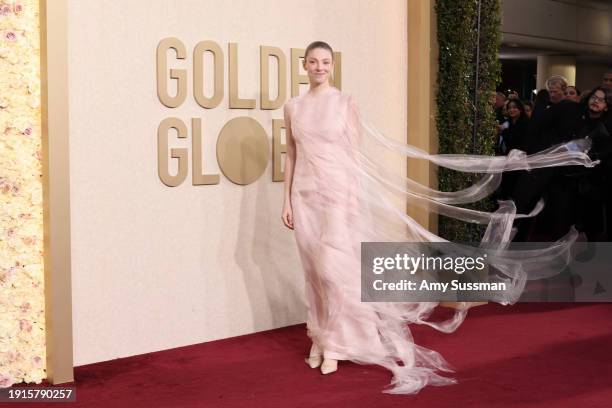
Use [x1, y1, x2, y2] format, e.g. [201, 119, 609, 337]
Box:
[569, 87, 612, 241]
[498, 99, 530, 199]
[565, 86, 581, 103]
[603, 69, 612, 90]
[511, 75, 584, 241]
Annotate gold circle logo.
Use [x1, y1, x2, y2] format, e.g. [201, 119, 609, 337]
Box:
[216, 117, 270, 185]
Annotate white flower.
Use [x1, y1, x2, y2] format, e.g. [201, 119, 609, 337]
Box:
[0, 0, 45, 389]
[0, 373, 15, 388]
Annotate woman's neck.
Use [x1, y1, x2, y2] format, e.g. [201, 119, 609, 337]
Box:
[308, 83, 332, 95]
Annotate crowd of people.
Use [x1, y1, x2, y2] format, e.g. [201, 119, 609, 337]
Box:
[493, 70, 612, 242]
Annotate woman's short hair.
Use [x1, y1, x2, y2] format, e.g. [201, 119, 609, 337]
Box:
[304, 41, 334, 61]
[546, 75, 568, 91]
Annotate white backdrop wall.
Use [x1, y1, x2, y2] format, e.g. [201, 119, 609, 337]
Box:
[68, 0, 408, 365]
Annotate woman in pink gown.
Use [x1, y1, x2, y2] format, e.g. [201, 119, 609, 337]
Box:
[281, 42, 364, 375]
[281, 41, 597, 394]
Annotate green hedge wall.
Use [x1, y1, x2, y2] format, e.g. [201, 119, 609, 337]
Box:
[435, 0, 502, 241]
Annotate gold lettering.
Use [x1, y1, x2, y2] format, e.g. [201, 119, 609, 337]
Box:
[216, 117, 269, 185]
[158, 117, 188, 186]
[228, 43, 256, 109]
[290, 48, 309, 97]
[331, 51, 342, 89]
[272, 119, 286, 181]
[192, 118, 220, 185]
[193, 40, 224, 109]
[260, 46, 287, 110]
[156, 38, 187, 108]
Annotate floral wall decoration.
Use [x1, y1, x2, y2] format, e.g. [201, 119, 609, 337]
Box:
[0, 0, 46, 388]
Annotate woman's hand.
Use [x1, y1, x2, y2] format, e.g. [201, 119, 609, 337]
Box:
[282, 203, 294, 230]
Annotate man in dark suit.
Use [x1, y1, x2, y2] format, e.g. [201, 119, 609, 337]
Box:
[511, 76, 583, 241]
[603, 69, 612, 90]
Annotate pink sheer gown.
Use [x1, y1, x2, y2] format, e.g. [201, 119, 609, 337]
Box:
[286, 87, 453, 394]
[284, 86, 597, 394]
[287, 87, 381, 360]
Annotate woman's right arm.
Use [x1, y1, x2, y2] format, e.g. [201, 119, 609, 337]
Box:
[282, 102, 297, 229]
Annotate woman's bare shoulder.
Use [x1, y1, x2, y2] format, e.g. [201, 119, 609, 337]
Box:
[284, 95, 302, 114]
[339, 92, 359, 112]
[336, 90, 356, 104]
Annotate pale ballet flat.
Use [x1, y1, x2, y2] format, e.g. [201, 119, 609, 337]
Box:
[320, 358, 338, 374]
[305, 343, 323, 368]
[305, 355, 323, 368]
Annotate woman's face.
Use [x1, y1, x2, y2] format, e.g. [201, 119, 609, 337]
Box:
[589, 90, 608, 114]
[303, 47, 333, 86]
[565, 87, 580, 102]
[507, 102, 521, 119]
[524, 104, 532, 118]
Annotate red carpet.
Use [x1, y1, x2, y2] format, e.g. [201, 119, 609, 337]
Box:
[13, 303, 612, 408]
